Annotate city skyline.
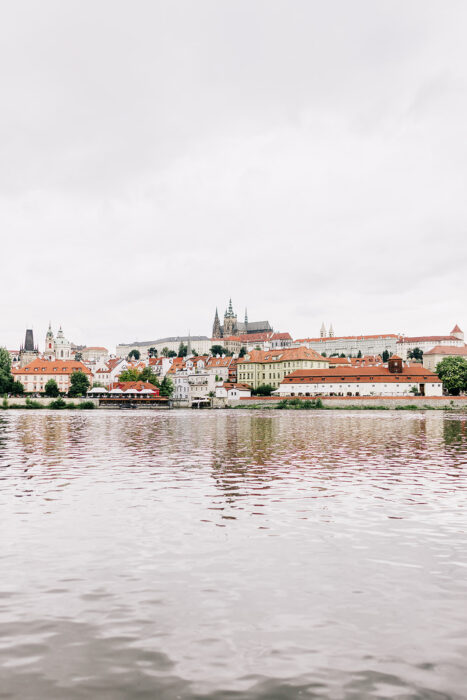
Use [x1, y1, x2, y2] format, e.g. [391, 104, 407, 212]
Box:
[1, 2, 466, 348]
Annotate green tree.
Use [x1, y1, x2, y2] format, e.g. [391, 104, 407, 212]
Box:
[339, 353, 346, 358]
[148, 347, 158, 358]
[0, 347, 12, 374]
[408, 347, 424, 361]
[357, 350, 362, 358]
[75, 351, 83, 361]
[321, 352, 327, 357]
[382, 350, 390, 363]
[161, 347, 170, 357]
[167, 350, 177, 358]
[191, 348, 198, 357]
[0, 348, 15, 394]
[128, 349, 141, 360]
[178, 343, 188, 358]
[68, 371, 91, 397]
[11, 381, 24, 395]
[436, 356, 467, 396]
[44, 379, 60, 397]
[210, 344, 227, 356]
[253, 384, 275, 396]
[239, 346, 247, 358]
[139, 366, 160, 384]
[119, 368, 141, 382]
[159, 376, 174, 397]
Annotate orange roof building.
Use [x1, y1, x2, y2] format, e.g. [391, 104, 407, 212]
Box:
[13, 359, 92, 394]
[237, 347, 328, 390]
[278, 360, 443, 397]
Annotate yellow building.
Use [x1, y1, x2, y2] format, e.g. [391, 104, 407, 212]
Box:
[237, 347, 329, 390]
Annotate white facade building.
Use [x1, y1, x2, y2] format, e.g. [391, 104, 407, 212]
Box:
[278, 357, 443, 397]
[294, 333, 399, 357]
[116, 336, 212, 359]
[215, 383, 251, 400]
[173, 370, 216, 406]
[396, 325, 465, 359]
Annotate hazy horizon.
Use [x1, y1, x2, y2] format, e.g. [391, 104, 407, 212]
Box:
[2, 1, 466, 349]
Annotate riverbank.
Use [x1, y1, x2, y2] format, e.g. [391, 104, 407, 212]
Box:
[226, 395, 467, 410]
[1, 397, 98, 410]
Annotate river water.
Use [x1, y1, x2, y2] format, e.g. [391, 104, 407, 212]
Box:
[1, 409, 466, 699]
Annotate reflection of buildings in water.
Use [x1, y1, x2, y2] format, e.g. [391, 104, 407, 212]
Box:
[4, 411, 466, 503]
[443, 416, 467, 447]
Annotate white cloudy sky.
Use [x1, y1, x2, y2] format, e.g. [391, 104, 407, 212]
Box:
[1, 1, 466, 351]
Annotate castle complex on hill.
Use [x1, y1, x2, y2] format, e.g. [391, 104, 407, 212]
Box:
[212, 300, 272, 339]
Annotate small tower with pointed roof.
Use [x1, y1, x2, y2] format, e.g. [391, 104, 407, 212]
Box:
[320, 323, 327, 338]
[45, 322, 55, 360]
[451, 324, 464, 341]
[328, 324, 335, 338]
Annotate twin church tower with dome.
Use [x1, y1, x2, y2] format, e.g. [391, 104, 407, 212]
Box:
[19, 323, 73, 366]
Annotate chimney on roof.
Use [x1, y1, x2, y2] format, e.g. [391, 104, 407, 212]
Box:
[388, 355, 403, 374]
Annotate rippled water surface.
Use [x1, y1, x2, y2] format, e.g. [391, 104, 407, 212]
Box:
[1, 409, 467, 699]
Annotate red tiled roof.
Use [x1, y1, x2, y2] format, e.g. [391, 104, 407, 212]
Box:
[424, 345, 467, 356]
[451, 325, 462, 333]
[206, 357, 232, 367]
[281, 366, 441, 385]
[240, 347, 327, 364]
[113, 381, 159, 393]
[12, 359, 92, 375]
[399, 336, 459, 343]
[222, 383, 251, 390]
[271, 332, 292, 340]
[107, 358, 122, 370]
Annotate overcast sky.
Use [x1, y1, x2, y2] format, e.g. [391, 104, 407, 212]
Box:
[1, 1, 466, 351]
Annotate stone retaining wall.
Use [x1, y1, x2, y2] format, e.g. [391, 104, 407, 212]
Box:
[229, 396, 467, 409]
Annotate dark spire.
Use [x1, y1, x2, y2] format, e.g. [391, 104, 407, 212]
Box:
[212, 307, 222, 339]
[24, 329, 35, 352]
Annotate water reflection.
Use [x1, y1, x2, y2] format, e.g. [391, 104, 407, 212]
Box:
[0, 410, 466, 699]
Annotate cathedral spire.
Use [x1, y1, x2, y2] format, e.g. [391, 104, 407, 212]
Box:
[212, 308, 222, 339]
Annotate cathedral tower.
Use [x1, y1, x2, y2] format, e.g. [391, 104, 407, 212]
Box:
[212, 308, 222, 339]
[223, 299, 238, 337]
